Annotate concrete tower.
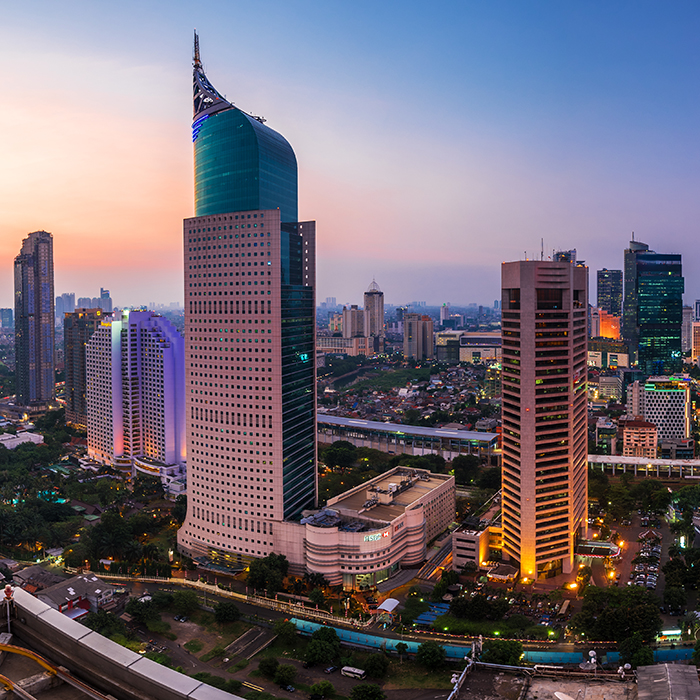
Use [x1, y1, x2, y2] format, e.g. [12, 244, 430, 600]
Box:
[501, 260, 588, 579]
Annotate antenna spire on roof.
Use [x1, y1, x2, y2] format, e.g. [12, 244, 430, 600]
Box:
[193, 29, 202, 70]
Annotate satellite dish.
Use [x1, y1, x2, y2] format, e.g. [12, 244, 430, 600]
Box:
[589, 650, 597, 658]
[555, 693, 576, 700]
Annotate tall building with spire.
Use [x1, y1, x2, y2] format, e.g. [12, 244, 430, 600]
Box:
[178, 34, 317, 569]
[363, 279, 384, 351]
[14, 231, 55, 410]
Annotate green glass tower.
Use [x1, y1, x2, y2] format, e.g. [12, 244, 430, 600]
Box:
[192, 36, 298, 223]
[623, 238, 684, 376]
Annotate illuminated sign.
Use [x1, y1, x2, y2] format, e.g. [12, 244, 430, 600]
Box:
[364, 531, 390, 542]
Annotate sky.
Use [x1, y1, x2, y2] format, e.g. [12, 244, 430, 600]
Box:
[2, 1, 700, 308]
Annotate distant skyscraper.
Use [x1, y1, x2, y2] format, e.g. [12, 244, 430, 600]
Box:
[501, 259, 588, 578]
[440, 303, 450, 324]
[342, 305, 364, 338]
[178, 34, 317, 567]
[622, 238, 683, 375]
[695, 299, 700, 322]
[596, 269, 622, 316]
[363, 280, 384, 350]
[325, 297, 337, 308]
[77, 297, 92, 308]
[403, 314, 434, 360]
[64, 308, 105, 428]
[0, 309, 13, 329]
[86, 310, 185, 466]
[692, 322, 700, 362]
[682, 306, 693, 353]
[100, 288, 113, 313]
[14, 231, 55, 409]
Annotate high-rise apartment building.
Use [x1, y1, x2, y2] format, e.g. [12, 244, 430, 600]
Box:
[342, 305, 365, 338]
[692, 322, 700, 362]
[403, 314, 434, 360]
[177, 35, 317, 568]
[14, 231, 55, 409]
[0, 309, 13, 329]
[55, 293, 76, 322]
[501, 260, 588, 578]
[596, 269, 622, 316]
[622, 238, 683, 375]
[100, 288, 113, 313]
[65, 308, 105, 428]
[363, 280, 384, 351]
[626, 376, 690, 441]
[682, 305, 693, 353]
[86, 310, 185, 467]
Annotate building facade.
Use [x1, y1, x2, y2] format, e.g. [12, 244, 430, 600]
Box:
[403, 313, 434, 360]
[692, 322, 700, 362]
[626, 376, 690, 441]
[64, 309, 105, 428]
[596, 269, 622, 316]
[501, 260, 588, 579]
[14, 231, 55, 409]
[86, 310, 185, 473]
[0, 309, 13, 329]
[177, 35, 317, 569]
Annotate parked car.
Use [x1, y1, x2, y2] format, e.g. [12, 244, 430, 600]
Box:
[324, 667, 338, 674]
[280, 686, 296, 693]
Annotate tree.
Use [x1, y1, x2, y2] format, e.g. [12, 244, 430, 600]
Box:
[310, 681, 335, 698]
[172, 495, 187, 523]
[274, 619, 298, 643]
[151, 591, 174, 609]
[274, 664, 297, 686]
[476, 467, 501, 490]
[364, 654, 389, 678]
[451, 455, 480, 485]
[259, 657, 279, 678]
[416, 641, 445, 669]
[309, 588, 326, 606]
[693, 639, 700, 667]
[481, 639, 522, 666]
[619, 632, 654, 669]
[172, 590, 200, 616]
[664, 586, 687, 612]
[350, 685, 386, 700]
[305, 640, 338, 666]
[395, 642, 408, 662]
[125, 598, 160, 625]
[214, 600, 240, 623]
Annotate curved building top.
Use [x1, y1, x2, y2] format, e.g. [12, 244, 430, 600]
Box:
[192, 32, 298, 222]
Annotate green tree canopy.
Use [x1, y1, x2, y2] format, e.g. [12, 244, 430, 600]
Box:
[481, 639, 522, 665]
[214, 600, 240, 623]
[274, 664, 297, 686]
[350, 685, 386, 700]
[416, 641, 445, 669]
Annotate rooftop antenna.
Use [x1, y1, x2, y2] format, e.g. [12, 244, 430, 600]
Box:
[193, 29, 202, 70]
[541, 238, 544, 261]
[632, 231, 635, 242]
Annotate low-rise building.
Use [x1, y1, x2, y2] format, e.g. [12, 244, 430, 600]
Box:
[37, 573, 115, 619]
[274, 467, 455, 590]
[452, 524, 490, 571]
[621, 420, 658, 459]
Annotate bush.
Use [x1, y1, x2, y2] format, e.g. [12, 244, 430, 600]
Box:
[172, 589, 200, 615]
[416, 641, 445, 669]
[274, 664, 297, 686]
[481, 639, 522, 666]
[214, 600, 241, 623]
[364, 654, 389, 678]
[258, 657, 279, 678]
[350, 684, 386, 700]
[310, 681, 335, 698]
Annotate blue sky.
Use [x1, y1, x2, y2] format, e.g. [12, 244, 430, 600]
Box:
[1, 1, 699, 307]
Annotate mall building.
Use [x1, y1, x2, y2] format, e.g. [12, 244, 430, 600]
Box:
[274, 467, 455, 589]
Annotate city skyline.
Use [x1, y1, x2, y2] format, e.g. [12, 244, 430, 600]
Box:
[2, 3, 700, 307]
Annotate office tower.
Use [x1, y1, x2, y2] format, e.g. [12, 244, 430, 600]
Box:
[77, 297, 92, 308]
[363, 280, 384, 350]
[0, 309, 13, 329]
[596, 269, 622, 316]
[64, 308, 105, 429]
[626, 377, 690, 441]
[14, 231, 55, 409]
[692, 322, 700, 362]
[100, 288, 113, 313]
[501, 260, 587, 578]
[86, 310, 185, 466]
[328, 313, 342, 334]
[177, 34, 317, 566]
[682, 306, 693, 352]
[554, 249, 577, 264]
[696, 300, 700, 321]
[56, 293, 76, 321]
[623, 238, 683, 375]
[342, 305, 364, 338]
[403, 314, 434, 360]
[325, 297, 336, 308]
[440, 303, 450, 324]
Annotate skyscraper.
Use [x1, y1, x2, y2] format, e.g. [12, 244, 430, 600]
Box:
[622, 238, 683, 375]
[177, 35, 317, 568]
[86, 310, 185, 468]
[14, 231, 55, 409]
[363, 280, 384, 351]
[100, 288, 113, 313]
[403, 314, 434, 360]
[596, 269, 622, 316]
[501, 260, 588, 578]
[65, 308, 105, 428]
[0, 309, 13, 329]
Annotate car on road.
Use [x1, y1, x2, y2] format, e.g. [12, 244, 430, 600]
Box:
[280, 686, 296, 692]
[324, 667, 338, 674]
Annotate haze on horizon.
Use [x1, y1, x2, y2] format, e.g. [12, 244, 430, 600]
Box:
[1, 1, 700, 309]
